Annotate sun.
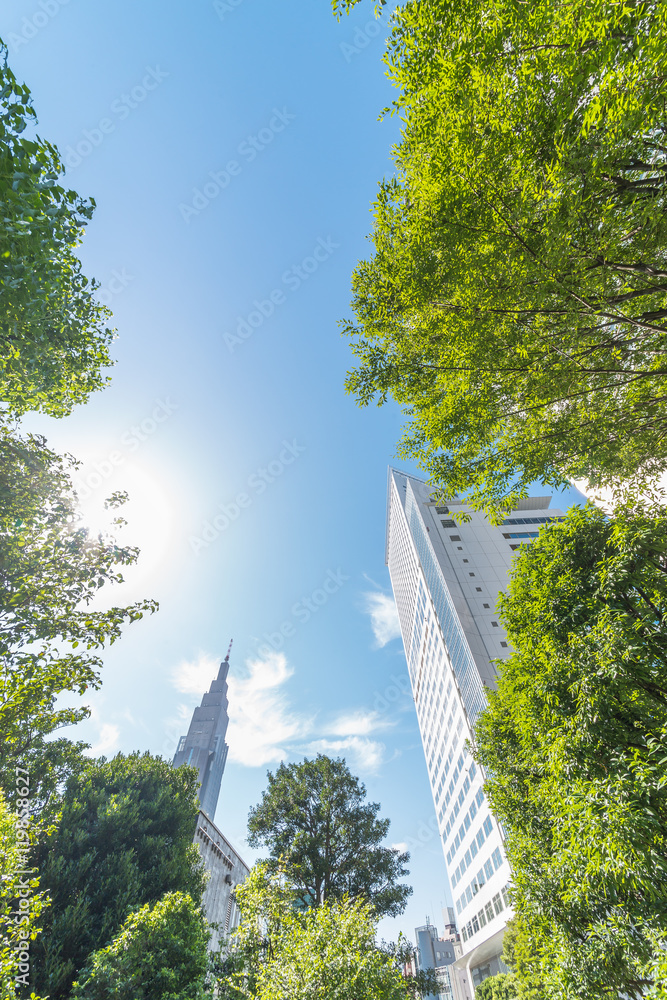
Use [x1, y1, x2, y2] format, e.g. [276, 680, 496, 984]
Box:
[75, 461, 176, 599]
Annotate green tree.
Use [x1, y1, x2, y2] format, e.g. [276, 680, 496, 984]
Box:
[71, 892, 210, 1000]
[256, 897, 415, 1000]
[474, 503, 667, 998]
[0, 791, 47, 1000]
[217, 863, 434, 1000]
[32, 752, 206, 1000]
[0, 40, 113, 419]
[334, 0, 667, 514]
[247, 755, 411, 918]
[0, 427, 157, 810]
[475, 974, 521, 1000]
[214, 862, 301, 1000]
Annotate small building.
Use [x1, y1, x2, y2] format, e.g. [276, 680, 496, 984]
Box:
[414, 915, 460, 1000]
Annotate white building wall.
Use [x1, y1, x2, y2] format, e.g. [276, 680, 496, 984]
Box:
[195, 811, 250, 951]
[385, 469, 564, 989]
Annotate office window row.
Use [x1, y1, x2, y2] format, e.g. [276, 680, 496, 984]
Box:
[460, 887, 511, 943]
[438, 756, 474, 824]
[455, 847, 504, 912]
[446, 793, 488, 863]
[444, 784, 484, 851]
[450, 816, 494, 886]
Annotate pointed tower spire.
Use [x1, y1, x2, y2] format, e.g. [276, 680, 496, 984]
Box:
[225, 638, 233, 662]
[172, 648, 231, 820]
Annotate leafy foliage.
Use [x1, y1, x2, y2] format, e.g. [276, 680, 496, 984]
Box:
[0, 39, 113, 419]
[247, 754, 411, 917]
[255, 897, 414, 1000]
[336, 0, 667, 513]
[71, 892, 210, 1000]
[475, 973, 521, 1000]
[216, 863, 431, 1000]
[474, 504, 667, 997]
[213, 863, 301, 1000]
[31, 753, 206, 1000]
[0, 791, 47, 1000]
[332, 0, 386, 16]
[0, 427, 157, 810]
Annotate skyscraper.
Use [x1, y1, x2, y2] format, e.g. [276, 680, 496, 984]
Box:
[385, 469, 564, 993]
[172, 643, 249, 949]
[173, 643, 231, 820]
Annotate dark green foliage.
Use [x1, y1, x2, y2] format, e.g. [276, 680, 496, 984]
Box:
[474, 504, 667, 997]
[336, 0, 667, 513]
[0, 39, 113, 419]
[71, 892, 210, 1000]
[0, 428, 157, 810]
[32, 753, 205, 1000]
[247, 754, 411, 918]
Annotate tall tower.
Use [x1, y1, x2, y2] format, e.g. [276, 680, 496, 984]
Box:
[173, 644, 231, 820]
[385, 469, 565, 995]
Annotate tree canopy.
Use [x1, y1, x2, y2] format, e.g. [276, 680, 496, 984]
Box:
[0, 427, 157, 810]
[71, 892, 210, 1000]
[474, 503, 667, 998]
[217, 862, 434, 1000]
[0, 39, 113, 419]
[335, 0, 667, 513]
[475, 974, 521, 1000]
[247, 754, 411, 918]
[0, 44, 154, 813]
[32, 753, 205, 1000]
[0, 37, 162, 1000]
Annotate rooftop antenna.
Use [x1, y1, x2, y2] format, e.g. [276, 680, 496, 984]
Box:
[224, 638, 233, 662]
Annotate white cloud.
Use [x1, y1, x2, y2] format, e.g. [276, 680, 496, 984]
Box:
[363, 591, 401, 647]
[326, 709, 393, 737]
[391, 841, 409, 854]
[226, 651, 313, 767]
[171, 651, 220, 695]
[83, 704, 121, 758]
[306, 736, 385, 774]
[90, 721, 120, 757]
[169, 650, 394, 774]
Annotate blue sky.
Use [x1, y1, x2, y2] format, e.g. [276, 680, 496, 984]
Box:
[5, 0, 585, 943]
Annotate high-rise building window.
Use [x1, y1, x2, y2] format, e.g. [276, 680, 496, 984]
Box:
[385, 469, 563, 979]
